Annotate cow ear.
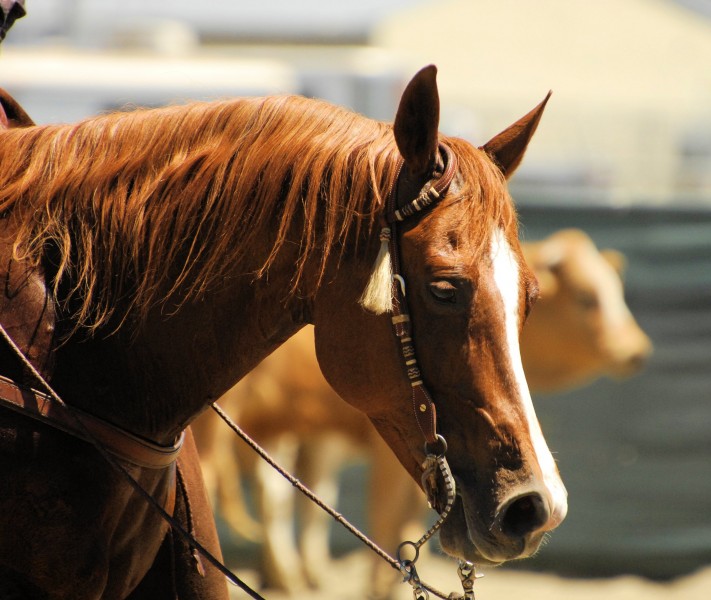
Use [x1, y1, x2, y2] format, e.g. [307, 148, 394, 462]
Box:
[482, 91, 551, 179]
[524, 237, 564, 271]
[393, 65, 440, 177]
[601, 249, 627, 279]
[535, 268, 559, 297]
[523, 238, 563, 297]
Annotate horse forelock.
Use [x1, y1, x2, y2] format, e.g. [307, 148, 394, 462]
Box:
[0, 96, 401, 332]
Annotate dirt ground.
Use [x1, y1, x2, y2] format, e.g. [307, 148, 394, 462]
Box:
[228, 551, 711, 599]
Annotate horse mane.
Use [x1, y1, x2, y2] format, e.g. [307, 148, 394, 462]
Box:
[0, 96, 516, 334]
[445, 136, 518, 244]
[0, 96, 402, 331]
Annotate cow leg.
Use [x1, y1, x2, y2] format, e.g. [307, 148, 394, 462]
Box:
[296, 433, 354, 588]
[194, 409, 262, 543]
[214, 427, 262, 542]
[254, 433, 307, 592]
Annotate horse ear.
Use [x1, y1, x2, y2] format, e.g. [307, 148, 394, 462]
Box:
[393, 65, 440, 177]
[0, 88, 35, 128]
[482, 91, 552, 179]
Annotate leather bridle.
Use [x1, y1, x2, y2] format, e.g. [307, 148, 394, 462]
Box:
[376, 143, 482, 599]
[383, 142, 458, 455]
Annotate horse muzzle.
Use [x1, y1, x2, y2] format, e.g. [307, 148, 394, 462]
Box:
[439, 477, 568, 565]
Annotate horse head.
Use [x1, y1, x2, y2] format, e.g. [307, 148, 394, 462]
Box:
[313, 66, 567, 565]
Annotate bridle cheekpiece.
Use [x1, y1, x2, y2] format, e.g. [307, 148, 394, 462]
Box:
[365, 142, 480, 599]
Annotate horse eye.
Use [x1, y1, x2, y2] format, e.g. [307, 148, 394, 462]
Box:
[429, 281, 457, 303]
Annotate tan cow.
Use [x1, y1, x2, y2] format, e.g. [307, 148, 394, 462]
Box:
[192, 228, 652, 595]
[521, 228, 652, 392]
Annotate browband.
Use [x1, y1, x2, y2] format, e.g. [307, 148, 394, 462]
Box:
[385, 143, 458, 225]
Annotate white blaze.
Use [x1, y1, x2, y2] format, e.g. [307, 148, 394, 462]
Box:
[490, 229, 568, 522]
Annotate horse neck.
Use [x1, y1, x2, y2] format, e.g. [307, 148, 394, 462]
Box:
[40, 100, 389, 442]
[51, 259, 313, 445]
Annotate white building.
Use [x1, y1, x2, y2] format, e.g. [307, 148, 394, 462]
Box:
[3, 0, 711, 203]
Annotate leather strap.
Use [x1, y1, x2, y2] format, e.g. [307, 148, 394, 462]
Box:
[385, 144, 458, 224]
[0, 374, 184, 469]
[385, 143, 457, 451]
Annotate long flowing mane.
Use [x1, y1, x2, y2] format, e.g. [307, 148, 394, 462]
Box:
[0, 94, 516, 334]
[0, 95, 402, 330]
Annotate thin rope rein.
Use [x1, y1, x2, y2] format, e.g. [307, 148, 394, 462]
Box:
[211, 402, 457, 600]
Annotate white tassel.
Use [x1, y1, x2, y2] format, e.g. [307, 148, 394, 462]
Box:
[359, 227, 394, 314]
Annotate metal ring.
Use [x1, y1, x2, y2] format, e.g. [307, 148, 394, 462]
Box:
[396, 539, 420, 565]
[424, 434, 447, 458]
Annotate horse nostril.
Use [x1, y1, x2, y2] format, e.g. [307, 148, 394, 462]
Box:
[499, 492, 549, 539]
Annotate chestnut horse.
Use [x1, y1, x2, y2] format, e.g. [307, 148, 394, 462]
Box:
[0, 66, 566, 598]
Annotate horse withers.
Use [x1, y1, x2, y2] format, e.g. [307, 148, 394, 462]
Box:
[0, 65, 565, 598]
